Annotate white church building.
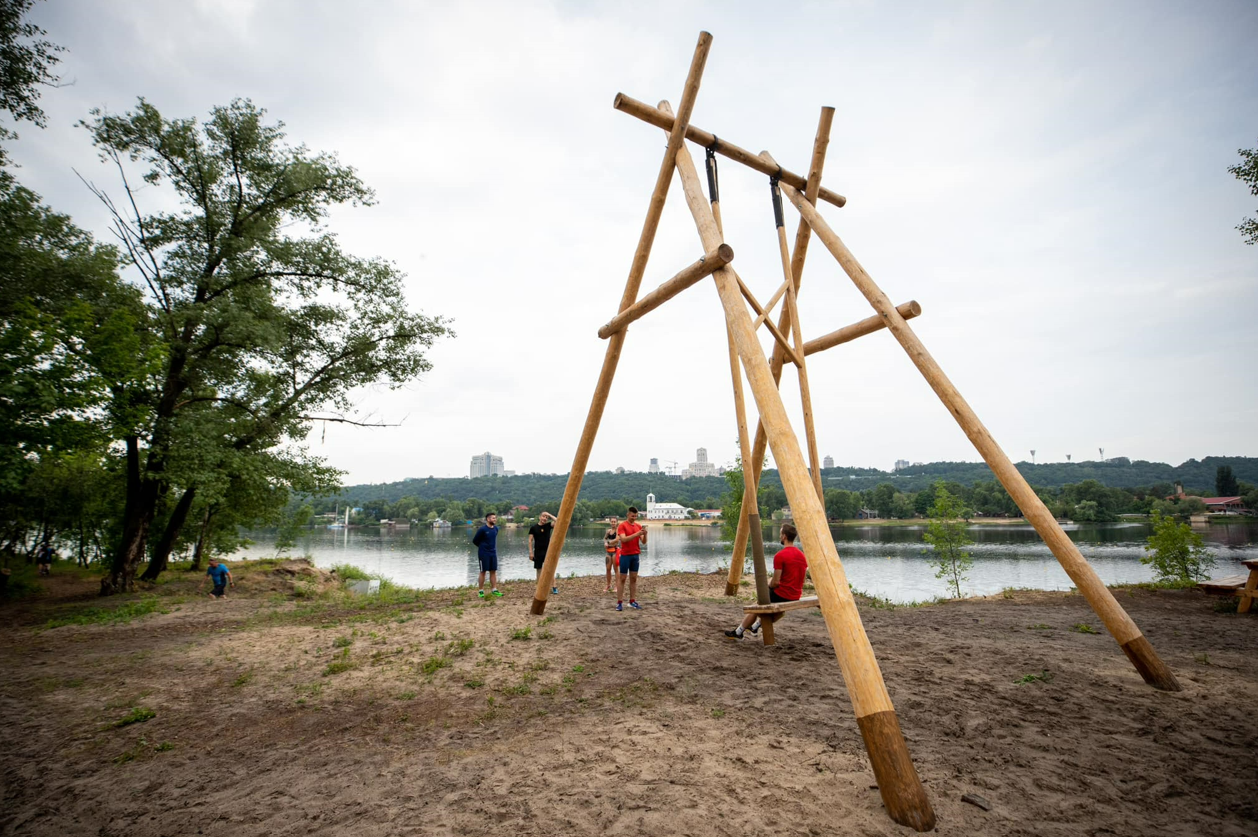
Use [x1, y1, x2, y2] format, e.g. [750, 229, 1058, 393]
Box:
[645, 493, 691, 521]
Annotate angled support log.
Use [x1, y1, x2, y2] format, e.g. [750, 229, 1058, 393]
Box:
[614, 93, 847, 209]
[804, 301, 921, 356]
[765, 151, 822, 500]
[702, 160, 771, 611]
[751, 276, 792, 331]
[726, 106, 833, 595]
[669, 112, 936, 834]
[597, 244, 734, 339]
[781, 180, 1181, 692]
[531, 32, 713, 615]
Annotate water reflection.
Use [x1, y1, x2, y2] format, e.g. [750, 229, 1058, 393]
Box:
[233, 520, 1258, 604]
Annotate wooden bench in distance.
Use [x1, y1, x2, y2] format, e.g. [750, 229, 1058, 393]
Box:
[741, 596, 820, 645]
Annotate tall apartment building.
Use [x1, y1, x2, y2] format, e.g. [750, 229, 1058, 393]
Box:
[681, 447, 719, 479]
[648, 458, 660, 473]
[893, 459, 910, 472]
[823, 455, 834, 469]
[469, 452, 505, 478]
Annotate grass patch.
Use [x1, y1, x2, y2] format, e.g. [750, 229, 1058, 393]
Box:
[111, 706, 156, 728]
[421, 655, 450, 675]
[399, 690, 417, 700]
[711, 707, 726, 718]
[322, 648, 355, 676]
[231, 671, 254, 688]
[1015, 670, 1054, 685]
[332, 635, 353, 648]
[1070, 623, 1100, 635]
[509, 627, 532, 641]
[45, 597, 170, 629]
[464, 678, 484, 689]
[446, 638, 475, 657]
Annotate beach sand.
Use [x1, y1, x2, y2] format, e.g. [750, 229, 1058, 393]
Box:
[1, 563, 1254, 836]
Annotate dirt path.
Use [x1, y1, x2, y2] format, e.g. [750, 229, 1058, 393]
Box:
[1, 565, 1255, 836]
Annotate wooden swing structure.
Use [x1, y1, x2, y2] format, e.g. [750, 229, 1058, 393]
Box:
[530, 32, 1181, 831]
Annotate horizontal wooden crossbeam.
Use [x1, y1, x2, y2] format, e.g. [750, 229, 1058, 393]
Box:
[613, 93, 847, 209]
[803, 300, 922, 356]
[598, 244, 734, 339]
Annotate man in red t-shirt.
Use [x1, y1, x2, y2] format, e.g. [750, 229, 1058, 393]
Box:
[725, 523, 807, 639]
[615, 505, 648, 611]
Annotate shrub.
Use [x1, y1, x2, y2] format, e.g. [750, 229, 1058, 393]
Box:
[1141, 511, 1216, 582]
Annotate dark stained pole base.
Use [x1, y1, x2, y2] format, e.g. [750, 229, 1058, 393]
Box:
[856, 710, 938, 832]
[1121, 635, 1182, 691]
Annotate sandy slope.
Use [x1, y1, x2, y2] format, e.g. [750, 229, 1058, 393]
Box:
[1, 567, 1255, 836]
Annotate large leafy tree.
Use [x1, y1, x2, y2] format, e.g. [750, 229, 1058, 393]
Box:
[82, 98, 450, 593]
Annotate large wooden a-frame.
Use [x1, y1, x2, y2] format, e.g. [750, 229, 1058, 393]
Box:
[531, 32, 1180, 831]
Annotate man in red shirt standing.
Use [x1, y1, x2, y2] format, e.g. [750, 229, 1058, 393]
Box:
[615, 506, 648, 611]
[725, 523, 807, 639]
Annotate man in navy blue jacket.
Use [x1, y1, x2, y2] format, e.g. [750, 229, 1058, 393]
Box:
[471, 512, 502, 598]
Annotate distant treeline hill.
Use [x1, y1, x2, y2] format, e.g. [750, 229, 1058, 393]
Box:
[327, 456, 1258, 507]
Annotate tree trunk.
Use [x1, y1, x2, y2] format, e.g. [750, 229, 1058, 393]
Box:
[190, 507, 214, 572]
[102, 436, 161, 595]
[140, 486, 197, 581]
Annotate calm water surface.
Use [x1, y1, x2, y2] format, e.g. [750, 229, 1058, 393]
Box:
[235, 520, 1258, 603]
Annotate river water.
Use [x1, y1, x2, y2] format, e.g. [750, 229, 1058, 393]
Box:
[234, 520, 1258, 603]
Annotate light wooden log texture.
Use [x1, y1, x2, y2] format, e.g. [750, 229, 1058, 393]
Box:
[597, 244, 733, 339]
[531, 31, 713, 615]
[804, 301, 922, 356]
[780, 180, 1181, 693]
[751, 276, 792, 331]
[614, 93, 847, 209]
[765, 152, 822, 500]
[744, 595, 821, 614]
[726, 107, 833, 594]
[671, 121, 935, 833]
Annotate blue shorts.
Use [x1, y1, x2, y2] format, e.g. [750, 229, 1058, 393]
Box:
[618, 554, 640, 574]
[479, 555, 498, 573]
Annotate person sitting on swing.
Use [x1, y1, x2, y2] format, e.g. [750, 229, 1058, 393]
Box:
[725, 522, 807, 639]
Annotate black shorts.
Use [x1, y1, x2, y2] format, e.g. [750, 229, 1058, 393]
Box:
[533, 554, 546, 570]
[211, 582, 227, 597]
[769, 589, 793, 604]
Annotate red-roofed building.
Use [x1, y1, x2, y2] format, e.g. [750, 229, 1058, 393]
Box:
[1201, 496, 1246, 514]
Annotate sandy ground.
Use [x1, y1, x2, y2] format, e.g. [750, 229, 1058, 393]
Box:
[1, 562, 1255, 837]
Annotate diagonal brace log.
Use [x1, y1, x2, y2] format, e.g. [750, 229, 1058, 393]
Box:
[803, 301, 921, 356]
[780, 179, 1180, 692]
[598, 244, 734, 338]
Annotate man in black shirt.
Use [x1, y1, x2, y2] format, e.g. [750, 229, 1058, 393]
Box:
[529, 511, 558, 595]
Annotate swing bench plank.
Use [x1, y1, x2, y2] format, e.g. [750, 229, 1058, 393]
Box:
[743, 595, 820, 615]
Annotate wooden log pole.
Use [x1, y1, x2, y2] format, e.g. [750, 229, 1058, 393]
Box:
[597, 244, 734, 339]
[726, 107, 834, 594]
[804, 301, 922, 356]
[766, 152, 822, 500]
[530, 31, 713, 615]
[613, 93, 847, 209]
[781, 180, 1181, 692]
[671, 122, 936, 833]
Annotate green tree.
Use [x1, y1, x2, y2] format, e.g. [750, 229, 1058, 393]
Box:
[720, 465, 744, 539]
[81, 99, 450, 593]
[1141, 510, 1215, 582]
[274, 503, 313, 559]
[923, 484, 974, 598]
[1216, 465, 1239, 496]
[1229, 139, 1258, 244]
[0, 0, 63, 157]
[824, 488, 859, 522]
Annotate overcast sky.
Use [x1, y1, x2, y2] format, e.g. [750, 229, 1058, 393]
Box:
[16, 0, 1258, 484]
